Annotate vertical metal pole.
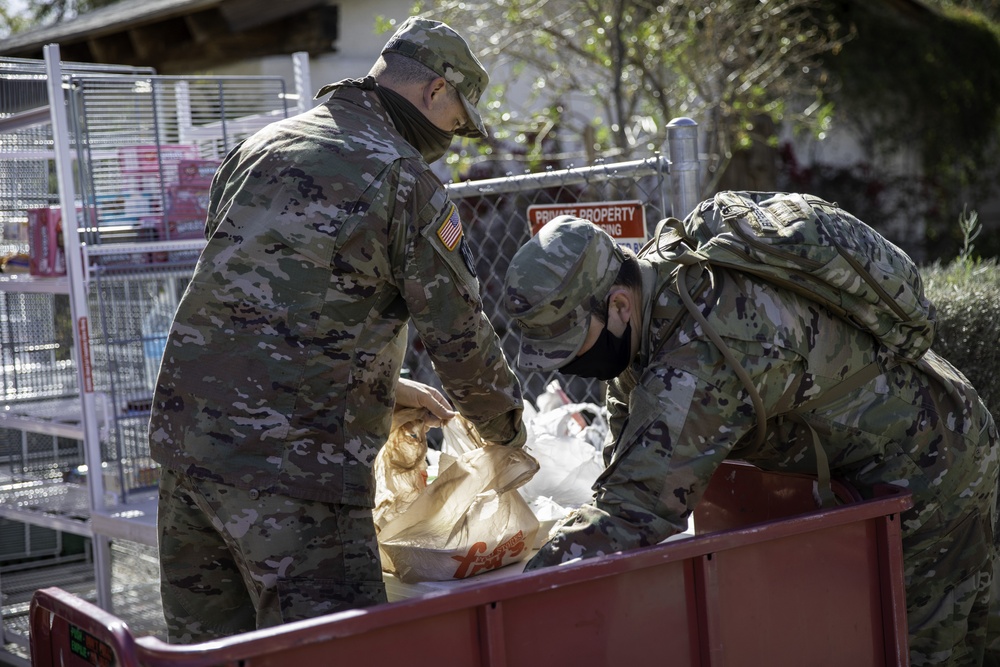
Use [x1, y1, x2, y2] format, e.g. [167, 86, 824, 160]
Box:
[216, 80, 230, 152]
[292, 52, 313, 116]
[0, 562, 5, 648]
[174, 80, 192, 146]
[666, 117, 701, 219]
[44, 43, 114, 611]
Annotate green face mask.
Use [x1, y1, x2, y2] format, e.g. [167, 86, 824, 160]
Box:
[374, 83, 455, 163]
[317, 76, 456, 163]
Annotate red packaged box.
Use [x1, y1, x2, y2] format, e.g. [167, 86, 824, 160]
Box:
[26, 206, 97, 276]
[177, 160, 220, 187]
[164, 185, 210, 230]
[150, 188, 209, 265]
[118, 144, 200, 175]
[27, 206, 66, 276]
[166, 217, 205, 240]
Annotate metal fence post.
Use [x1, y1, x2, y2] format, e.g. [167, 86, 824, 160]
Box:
[666, 117, 701, 219]
[292, 52, 313, 116]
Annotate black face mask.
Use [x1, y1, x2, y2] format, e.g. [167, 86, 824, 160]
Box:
[560, 322, 632, 381]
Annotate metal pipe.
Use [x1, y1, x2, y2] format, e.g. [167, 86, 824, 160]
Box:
[0, 105, 50, 133]
[666, 117, 701, 219]
[445, 156, 668, 198]
[292, 52, 313, 116]
[44, 42, 114, 612]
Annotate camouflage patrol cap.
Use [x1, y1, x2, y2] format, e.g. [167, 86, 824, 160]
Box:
[503, 216, 625, 371]
[382, 17, 490, 139]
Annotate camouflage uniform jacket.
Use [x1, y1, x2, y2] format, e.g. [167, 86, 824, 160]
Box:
[149, 84, 524, 507]
[531, 256, 997, 565]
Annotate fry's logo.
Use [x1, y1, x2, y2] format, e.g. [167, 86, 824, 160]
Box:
[450, 531, 527, 579]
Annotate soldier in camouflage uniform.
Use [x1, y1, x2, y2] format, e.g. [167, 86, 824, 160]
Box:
[149, 17, 526, 643]
[503, 214, 998, 666]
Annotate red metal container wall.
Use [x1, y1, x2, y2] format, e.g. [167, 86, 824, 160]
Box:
[30, 461, 912, 667]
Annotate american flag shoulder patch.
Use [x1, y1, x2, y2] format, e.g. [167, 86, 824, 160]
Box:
[436, 204, 464, 251]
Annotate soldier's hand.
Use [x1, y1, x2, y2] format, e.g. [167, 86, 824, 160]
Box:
[395, 378, 456, 427]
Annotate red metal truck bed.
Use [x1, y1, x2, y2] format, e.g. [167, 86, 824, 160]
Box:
[30, 461, 913, 667]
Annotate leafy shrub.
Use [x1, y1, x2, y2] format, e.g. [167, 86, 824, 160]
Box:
[922, 259, 1000, 417]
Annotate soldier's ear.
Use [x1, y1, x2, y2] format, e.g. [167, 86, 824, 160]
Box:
[423, 77, 449, 107]
[607, 288, 633, 336]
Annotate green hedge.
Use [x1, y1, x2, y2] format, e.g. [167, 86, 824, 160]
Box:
[922, 259, 1000, 418]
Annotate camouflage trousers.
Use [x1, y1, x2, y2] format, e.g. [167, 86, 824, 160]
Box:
[157, 468, 386, 644]
[986, 536, 1000, 667]
[905, 505, 995, 667]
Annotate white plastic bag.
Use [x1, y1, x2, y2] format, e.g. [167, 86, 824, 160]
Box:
[377, 416, 540, 583]
[519, 403, 607, 509]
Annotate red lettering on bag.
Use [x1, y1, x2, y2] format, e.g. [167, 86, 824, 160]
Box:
[451, 542, 488, 578]
[450, 531, 527, 579]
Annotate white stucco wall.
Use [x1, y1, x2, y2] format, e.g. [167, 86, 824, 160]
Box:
[779, 119, 928, 255]
[195, 0, 413, 101]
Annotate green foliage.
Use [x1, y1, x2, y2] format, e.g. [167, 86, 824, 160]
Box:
[824, 4, 1000, 166]
[923, 0, 1000, 23]
[0, 0, 120, 35]
[957, 205, 981, 261]
[918, 206, 999, 416]
[922, 258, 1000, 417]
[819, 2, 1000, 260]
[413, 0, 845, 184]
[0, 1, 29, 37]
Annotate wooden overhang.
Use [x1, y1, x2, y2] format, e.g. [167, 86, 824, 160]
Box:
[0, 0, 338, 73]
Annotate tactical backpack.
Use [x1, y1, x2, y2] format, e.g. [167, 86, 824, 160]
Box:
[643, 191, 937, 504]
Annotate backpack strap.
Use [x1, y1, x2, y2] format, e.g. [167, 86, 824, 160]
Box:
[782, 412, 835, 507]
[781, 361, 887, 507]
[646, 217, 711, 358]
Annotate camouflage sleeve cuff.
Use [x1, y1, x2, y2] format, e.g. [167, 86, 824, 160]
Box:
[476, 410, 526, 448]
[524, 504, 677, 570]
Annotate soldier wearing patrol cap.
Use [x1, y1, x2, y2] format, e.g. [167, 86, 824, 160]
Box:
[149, 16, 526, 643]
[504, 213, 997, 667]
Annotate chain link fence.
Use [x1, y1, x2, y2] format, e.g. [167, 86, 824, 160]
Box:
[405, 144, 699, 410]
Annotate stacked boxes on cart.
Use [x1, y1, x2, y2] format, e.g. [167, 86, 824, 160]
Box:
[25, 144, 218, 275]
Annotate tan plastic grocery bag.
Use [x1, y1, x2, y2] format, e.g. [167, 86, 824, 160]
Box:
[373, 408, 430, 530]
[377, 416, 540, 583]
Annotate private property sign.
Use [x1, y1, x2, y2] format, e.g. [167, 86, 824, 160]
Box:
[526, 201, 648, 253]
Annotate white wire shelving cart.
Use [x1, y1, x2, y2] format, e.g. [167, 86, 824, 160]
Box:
[0, 45, 311, 663]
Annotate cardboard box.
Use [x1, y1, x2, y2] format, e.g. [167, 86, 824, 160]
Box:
[27, 206, 109, 275]
[117, 144, 200, 175]
[164, 185, 210, 231]
[177, 160, 220, 187]
[26, 206, 66, 276]
[2, 219, 28, 242]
